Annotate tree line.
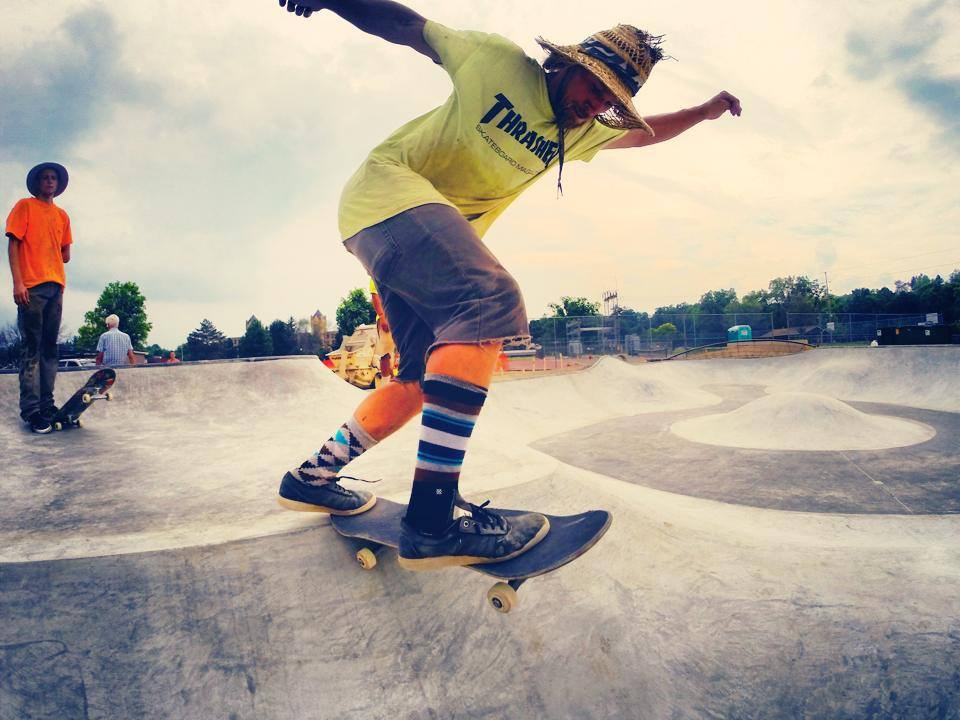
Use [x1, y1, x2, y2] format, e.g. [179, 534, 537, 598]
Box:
[0, 281, 378, 366]
[2, 271, 956, 367]
[531, 271, 960, 348]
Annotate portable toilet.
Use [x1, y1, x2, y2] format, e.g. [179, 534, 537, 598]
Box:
[727, 325, 752, 342]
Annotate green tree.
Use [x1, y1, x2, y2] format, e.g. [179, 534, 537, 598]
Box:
[144, 343, 173, 359]
[186, 319, 230, 360]
[651, 322, 678, 339]
[239, 318, 273, 358]
[612, 307, 648, 339]
[269, 318, 298, 355]
[335, 288, 376, 343]
[76, 281, 152, 351]
[698, 289, 737, 315]
[548, 296, 600, 317]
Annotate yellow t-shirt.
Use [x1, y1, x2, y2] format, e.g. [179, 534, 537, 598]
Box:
[338, 21, 626, 240]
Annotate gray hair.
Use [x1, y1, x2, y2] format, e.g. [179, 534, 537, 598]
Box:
[105, 314, 120, 328]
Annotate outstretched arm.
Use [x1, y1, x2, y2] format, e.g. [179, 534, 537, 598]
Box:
[277, 0, 439, 62]
[605, 91, 741, 150]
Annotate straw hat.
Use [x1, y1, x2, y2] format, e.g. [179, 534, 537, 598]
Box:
[537, 25, 664, 134]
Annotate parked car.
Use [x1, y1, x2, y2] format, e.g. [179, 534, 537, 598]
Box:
[58, 358, 96, 370]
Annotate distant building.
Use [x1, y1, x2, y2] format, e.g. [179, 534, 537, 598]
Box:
[310, 310, 337, 349]
[310, 310, 328, 336]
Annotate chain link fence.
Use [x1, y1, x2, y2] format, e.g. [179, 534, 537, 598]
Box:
[783, 312, 939, 344]
[528, 312, 944, 359]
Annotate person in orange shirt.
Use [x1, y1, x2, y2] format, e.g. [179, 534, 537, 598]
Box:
[5, 163, 73, 433]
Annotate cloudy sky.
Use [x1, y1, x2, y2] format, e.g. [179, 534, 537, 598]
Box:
[2, 0, 958, 348]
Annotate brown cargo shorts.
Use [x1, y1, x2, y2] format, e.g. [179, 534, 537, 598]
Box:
[343, 203, 529, 383]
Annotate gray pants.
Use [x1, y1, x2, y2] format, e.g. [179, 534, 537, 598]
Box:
[344, 204, 529, 382]
[18, 282, 63, 419]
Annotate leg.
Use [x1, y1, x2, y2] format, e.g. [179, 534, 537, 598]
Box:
[354, 378, 422, 440]
[17, 286, 46, 421]
[38, 284, 63, 414]
[338, 204, 549, 568]
[277, 294, 427, 515]
[276, 378, 421, 514]
[427, 343, 501, 388]
[402, 343, 500, 531]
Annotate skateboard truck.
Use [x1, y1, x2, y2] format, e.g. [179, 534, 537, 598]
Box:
[352, 540, 529, 613]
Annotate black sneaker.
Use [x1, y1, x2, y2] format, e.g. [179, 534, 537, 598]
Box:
[26, 412, 53, 434]
[277, 471, 376, 516]
[40, 405, 59, 423]
[398, 501, 550, 571]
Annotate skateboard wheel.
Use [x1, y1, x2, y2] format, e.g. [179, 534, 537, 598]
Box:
[487, 582, 518, 614]
[75, 418, 83, 428]
[356, 547, 378, 570]
[81, 393, 92, 404]
[53, 421, 62, 431]
[104, 392, 112, 401]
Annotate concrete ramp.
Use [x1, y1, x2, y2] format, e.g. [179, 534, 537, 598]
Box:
[2, 349, 959, 719]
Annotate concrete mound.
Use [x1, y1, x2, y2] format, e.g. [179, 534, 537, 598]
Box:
[670, 391, 936, 451]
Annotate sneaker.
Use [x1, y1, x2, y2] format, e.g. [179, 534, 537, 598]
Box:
[40, 405, 59, 423]
[398, 500, 550, 571]
[26, 412, 53, 434]
[276, 471, 376, 516]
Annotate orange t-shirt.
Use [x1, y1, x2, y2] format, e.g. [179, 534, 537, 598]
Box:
[5, 197, 72, 289]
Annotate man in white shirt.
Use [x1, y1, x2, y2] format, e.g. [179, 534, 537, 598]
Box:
[95, 314, 136, 366]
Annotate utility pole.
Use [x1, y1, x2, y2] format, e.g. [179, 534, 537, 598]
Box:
[602, 290, 618, 315]
[601, 290, 618, 353]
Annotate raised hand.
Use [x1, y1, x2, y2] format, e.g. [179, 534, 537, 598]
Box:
[701, 91, 742, 120]
[278, 0, 326, 18]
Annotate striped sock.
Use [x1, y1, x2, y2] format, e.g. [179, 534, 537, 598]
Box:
[296, 415, 377, 485]
[405, 373, 488, 533]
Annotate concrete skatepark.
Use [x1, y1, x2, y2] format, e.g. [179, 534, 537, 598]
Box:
[1, 346, 958, 719]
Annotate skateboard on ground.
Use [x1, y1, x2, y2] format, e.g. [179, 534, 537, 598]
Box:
[330, 498, 612, 613]
[52, 368, 116, 430]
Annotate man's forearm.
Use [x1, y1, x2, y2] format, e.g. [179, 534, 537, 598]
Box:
[324, 0, 427, 47]
[606, 91, 741, 150]
[642, 106, 707, 146]
[7, 238, 23, 287]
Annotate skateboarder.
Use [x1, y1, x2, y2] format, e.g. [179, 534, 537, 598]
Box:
[5, 163, 73, 434]
[274, 0, 741, 568]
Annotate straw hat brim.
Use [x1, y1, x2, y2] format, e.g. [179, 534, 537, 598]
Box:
[537, 38, 654, 135]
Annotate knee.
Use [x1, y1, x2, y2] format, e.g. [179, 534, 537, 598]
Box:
[401, 380, 424, 410]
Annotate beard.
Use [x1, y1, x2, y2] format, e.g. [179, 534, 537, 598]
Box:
[557, 102, 593, 129]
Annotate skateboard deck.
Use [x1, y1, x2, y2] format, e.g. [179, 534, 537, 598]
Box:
[330, 498, 611, 613]
[52, 368, 116, 430]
